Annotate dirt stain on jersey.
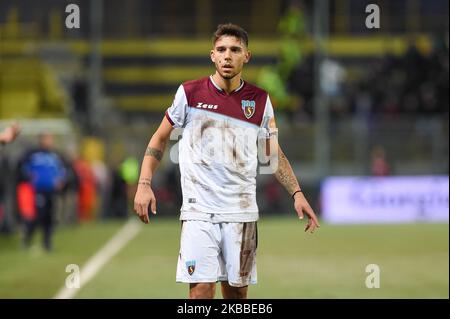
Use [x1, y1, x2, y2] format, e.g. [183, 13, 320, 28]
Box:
[239, 192, 251, 209]
[190, 176, 212, 193]
[200, 159, 211, 170]
[225, 130, 246, 170]
[200, 118, 216, 136]
[234, 147, 246, 168]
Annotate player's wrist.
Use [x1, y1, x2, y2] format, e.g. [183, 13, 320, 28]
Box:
[292, 189, 302, 200]
[138, 178, 152, 187]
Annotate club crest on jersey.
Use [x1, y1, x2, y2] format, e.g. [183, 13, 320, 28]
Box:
[241, 100, 256, 119]
[186, 260, 196, 275]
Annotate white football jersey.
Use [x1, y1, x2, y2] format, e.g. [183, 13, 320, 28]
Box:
[166, 76, 274, 223]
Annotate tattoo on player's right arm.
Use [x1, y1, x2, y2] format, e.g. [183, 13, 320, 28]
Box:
[145, 147, 163, 161]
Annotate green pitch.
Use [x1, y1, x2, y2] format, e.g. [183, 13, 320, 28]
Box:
[0, 218, 448, 298]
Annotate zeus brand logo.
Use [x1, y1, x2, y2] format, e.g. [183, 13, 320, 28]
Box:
[196, 102, 218, 110]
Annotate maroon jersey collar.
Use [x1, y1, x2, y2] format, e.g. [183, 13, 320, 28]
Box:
[209, 75, 244, 95]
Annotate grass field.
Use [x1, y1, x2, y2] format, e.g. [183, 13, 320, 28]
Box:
[0, 217, 448, 299]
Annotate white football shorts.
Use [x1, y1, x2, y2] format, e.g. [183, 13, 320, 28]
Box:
[176, 220, 258, 287]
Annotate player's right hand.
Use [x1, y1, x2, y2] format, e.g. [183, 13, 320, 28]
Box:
[134, 184, 157, 224]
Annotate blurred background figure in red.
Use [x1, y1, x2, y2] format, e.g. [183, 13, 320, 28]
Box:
[73, 157, 97, 222]
[370, 145, 391, 176]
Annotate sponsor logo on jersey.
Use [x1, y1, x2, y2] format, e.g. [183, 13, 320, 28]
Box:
[196, 102, 218, 110]
[186, 260, 196, 275]
[241, 100, 256, 119]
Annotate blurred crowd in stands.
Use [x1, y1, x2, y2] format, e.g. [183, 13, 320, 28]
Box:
[287, 38, 449, 121]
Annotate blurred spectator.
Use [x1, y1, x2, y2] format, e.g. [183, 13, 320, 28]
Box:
[17, 132, 68, 251]
[59, 155, 79, 225]
[320, 59, 346, 98]
[1, 123, 21, 232]
[73, 157, 97, 222]
[258, 0, 305, 120]
[71, 75, 89, 130]
[0, 153, 11, 233]
[0, 122, 21, 145]
[108, 166, 128, 219]
[91, 159, 111, 220]
[370, 145, 391, 176]
[120, 156, 139, 212]
[263, 177, 283, 213]
[289, 37, 449, 119]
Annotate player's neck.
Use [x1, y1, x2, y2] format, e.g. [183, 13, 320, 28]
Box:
[212, 72, 242, 94]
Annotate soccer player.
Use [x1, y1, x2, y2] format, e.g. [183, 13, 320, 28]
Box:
[134, 23, 320, 299]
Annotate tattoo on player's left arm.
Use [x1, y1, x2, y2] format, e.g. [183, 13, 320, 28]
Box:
[275, 147, 300, 196]
[145, 147, 163, 161]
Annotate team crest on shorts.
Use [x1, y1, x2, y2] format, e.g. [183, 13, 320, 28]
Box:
[241, 100, 256, 119]
[186, 260, 196, 275]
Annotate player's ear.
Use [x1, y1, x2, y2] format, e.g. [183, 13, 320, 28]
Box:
[244, 50, 251, 64]
[210, 49, 216, 63]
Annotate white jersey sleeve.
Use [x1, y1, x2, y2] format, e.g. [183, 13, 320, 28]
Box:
[166, 85, 188, 128]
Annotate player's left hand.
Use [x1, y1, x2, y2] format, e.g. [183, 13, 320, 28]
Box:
[293, 191, 320, 233]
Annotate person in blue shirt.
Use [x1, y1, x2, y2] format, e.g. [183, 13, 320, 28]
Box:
[18, 132, 67, 251]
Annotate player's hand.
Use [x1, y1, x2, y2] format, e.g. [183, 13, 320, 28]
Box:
[293, 191, 320, 233]
[0, 122, 21, 144]
[134, 184, 157, 224]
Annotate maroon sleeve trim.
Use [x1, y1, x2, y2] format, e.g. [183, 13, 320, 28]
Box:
[165, 111, 175, 126]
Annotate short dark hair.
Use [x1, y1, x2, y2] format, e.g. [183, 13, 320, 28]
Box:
[212, 23, 249, 47]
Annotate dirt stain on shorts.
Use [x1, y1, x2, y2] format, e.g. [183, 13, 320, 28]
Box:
[239, 222, 257, 279]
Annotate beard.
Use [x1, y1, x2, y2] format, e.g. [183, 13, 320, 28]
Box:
[215, 64, 240, 80]
[217, 70, 238, 80]
[219, 72, 236, 80]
